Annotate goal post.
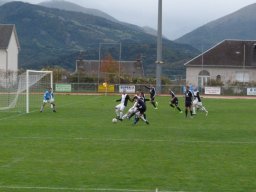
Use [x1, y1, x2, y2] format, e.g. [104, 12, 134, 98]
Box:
[0, 69, 53, 113]
[26, 70, 53, 113]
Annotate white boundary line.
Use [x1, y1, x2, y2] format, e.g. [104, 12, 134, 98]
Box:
[0, 186, 187, 192]
[3, 136, 256, 145]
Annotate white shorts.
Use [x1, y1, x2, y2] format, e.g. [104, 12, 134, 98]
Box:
[43, 99, 54, 104]
[115, 103, 125, 111]
[128, 106, 137, 113]
[194, 101, 203, 108]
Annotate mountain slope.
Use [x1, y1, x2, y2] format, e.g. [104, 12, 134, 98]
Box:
[0, 0, 10, 6]
[39, 0, 161, 38]
[39, 0, 118, 23]
[0, 1, 198, 75]
[175, 3, 256, 50]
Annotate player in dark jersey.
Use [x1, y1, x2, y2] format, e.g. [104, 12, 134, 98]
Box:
[169, 89, 182, 113]
[138, 91, 149, 120]
[123, 91, 149, 121]
[133, 94, 149, 125]
[145, 84, 158, 109]
[139, 91, 147, 103]
[184, 85, 193, 118]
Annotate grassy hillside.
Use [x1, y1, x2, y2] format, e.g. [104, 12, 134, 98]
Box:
[0, 1, 198, 76]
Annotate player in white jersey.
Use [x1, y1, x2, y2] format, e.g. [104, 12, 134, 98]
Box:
[122, 91, 149, 120]
[192, 89, 208, 116]
[122, 91, 140, 120]
[115, 90, 132, 120]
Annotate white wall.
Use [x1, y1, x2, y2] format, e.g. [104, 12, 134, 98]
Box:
[7, 31, 19, 72]
[0, 49, 7, 71]
[0, 31, 19, 87]
[186, 67, 256, 86]
[0, 31, 19, 73]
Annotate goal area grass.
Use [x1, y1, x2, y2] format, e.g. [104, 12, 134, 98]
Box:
[0, 95, 255, 192]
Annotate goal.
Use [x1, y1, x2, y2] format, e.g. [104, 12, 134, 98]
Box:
[0, 70, 53, 113]
[25, 70, 53, 113]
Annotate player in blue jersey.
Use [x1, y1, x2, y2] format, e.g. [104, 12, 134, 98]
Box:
[40, 87, 56, 112]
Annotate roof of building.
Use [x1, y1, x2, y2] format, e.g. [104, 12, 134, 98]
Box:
[184, 39, 256, 68]
[0, 24, 20, 50]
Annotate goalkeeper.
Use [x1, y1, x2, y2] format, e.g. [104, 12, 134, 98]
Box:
[40, 87, 56, 112]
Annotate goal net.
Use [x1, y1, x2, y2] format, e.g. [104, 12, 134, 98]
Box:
[0, 70, 53, 113]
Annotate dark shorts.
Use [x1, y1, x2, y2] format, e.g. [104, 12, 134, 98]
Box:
[138, 108, 146, 114]
[171, 98, 178, 106]
[185, 101, 192, 108]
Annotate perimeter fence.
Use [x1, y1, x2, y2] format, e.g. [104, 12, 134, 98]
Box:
[53, 83, 256, 97]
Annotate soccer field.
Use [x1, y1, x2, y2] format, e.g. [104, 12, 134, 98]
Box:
[0, 95, 256, 192]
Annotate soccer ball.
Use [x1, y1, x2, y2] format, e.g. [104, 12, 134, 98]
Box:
[112, 118, 118, 123]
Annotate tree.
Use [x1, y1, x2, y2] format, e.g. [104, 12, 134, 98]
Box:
[100, 54, 119, 73]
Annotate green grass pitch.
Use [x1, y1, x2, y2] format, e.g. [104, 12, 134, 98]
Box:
[0, 95, 256, 192]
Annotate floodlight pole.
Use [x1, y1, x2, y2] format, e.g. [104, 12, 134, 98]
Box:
[156, 0, 163, 94]
[98, 43, 102, 85]
[243, 43, 245, 85]
[119, 42, 122, 85]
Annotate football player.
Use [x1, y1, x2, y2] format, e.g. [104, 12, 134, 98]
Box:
[145, 84, 158, 109]
[122, 91, 140, 120]
[184, 85, 193, 118]
[115, 90, 132, 120]
[40, 87, 56, 112]
[192, 88, 208, 116]
[133, 94, 149, 125]
[169, 89, 182, 113]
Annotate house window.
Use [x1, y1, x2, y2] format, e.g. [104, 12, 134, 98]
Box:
[198, 70, 210, 87]
[216, 75, 221, 81]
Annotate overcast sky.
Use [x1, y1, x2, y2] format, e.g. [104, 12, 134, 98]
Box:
[21, 0, 256, 40]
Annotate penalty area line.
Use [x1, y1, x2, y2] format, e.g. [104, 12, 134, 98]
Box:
[0, 186, 183, 192]
[7, 136, 256, 145]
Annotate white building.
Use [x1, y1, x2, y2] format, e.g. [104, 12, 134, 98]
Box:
[0, 24, 20, 78]
[185, 40, 256, 87]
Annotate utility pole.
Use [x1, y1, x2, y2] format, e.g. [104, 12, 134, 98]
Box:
[156, 0, 163, 93]
[243, 43, 246, 85]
